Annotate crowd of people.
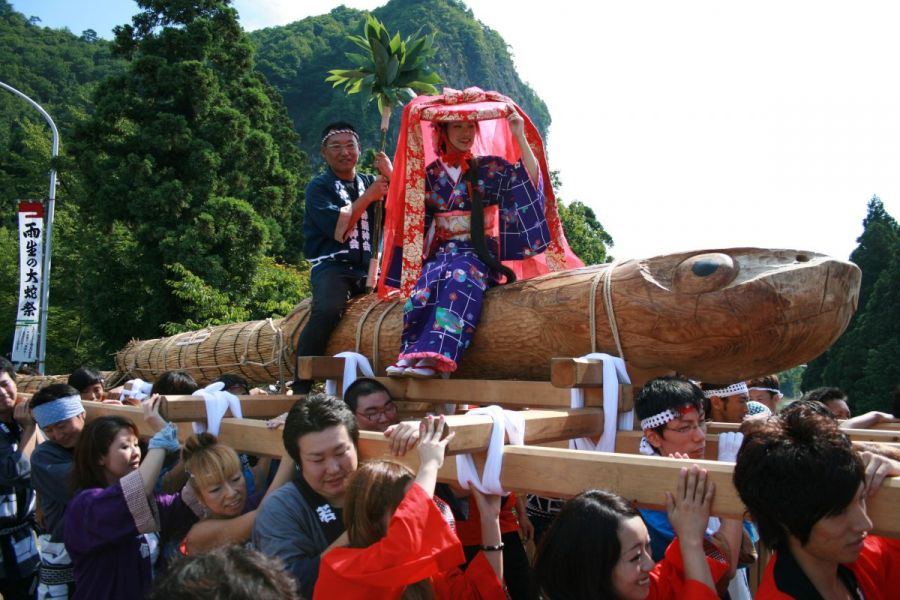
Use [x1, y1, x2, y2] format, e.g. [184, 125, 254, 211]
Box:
[3, 351, 898, 599]
[4, 96, 899, 599]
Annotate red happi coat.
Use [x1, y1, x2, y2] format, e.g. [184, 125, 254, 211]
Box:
[646, 539, 727, 600]
[313, 483, 505, 600]
[755, 535, 900, 599]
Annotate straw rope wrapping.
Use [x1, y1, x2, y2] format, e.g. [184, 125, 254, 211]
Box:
[119, 318, 287, 385]
[355, 299, 384, 353]
[589, 260, 624, 360]
[371, 300, 401, 372]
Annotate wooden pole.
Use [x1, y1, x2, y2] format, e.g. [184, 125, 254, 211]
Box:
[158, 395, 298, 422]
[80, 402, 900, 536]
[82, 402, 604, 455]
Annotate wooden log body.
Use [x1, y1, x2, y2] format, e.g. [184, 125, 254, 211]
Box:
[115, 248, 860, 385]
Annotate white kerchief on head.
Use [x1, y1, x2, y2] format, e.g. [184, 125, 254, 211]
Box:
[702, 382, 748, 399]
[748, 386, 783, 399]
[32, 394, 84, 429]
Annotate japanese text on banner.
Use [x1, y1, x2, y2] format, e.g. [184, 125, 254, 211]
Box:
[12, 201, 44, 363]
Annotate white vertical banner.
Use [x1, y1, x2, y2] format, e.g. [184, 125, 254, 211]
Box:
[12, 201, 44, 363]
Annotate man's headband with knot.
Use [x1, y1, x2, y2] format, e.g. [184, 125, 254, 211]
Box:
[748, 386, 783, 399]
[640, 403, 697, 431]
[321, 129, 359, 146]
[702, 382, 749, 399]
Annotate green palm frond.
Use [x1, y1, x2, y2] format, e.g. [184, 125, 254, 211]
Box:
[326, 14, 443, 147]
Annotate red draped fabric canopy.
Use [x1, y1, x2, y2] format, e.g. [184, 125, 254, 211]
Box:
[377, 87, 583, 299]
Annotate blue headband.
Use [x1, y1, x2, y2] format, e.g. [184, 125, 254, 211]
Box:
[32, 394, 84, 428]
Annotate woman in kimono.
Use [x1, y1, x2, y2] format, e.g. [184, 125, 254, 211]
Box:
[314, 415, 506, 599]
[379, 88, 582, 378]
[64, 396, 203, 600]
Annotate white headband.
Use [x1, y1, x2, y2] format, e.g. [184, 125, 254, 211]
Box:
[32, 394, 84, 429]
[640, 409, 679, 430]
[321, 129, 359, 146]
[703, 382, 748, 399]
[639, 404, 698, 431]
[749, 386, 784, 399]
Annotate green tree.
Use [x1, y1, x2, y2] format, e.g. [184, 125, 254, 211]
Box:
[558, 200, 614, 266]
[549, 170, 613, 265]
[775, 365, 804, 399]
[0, 0, 125, 368]
[71, 0, 307, 350]
[802, 196, 899, 413]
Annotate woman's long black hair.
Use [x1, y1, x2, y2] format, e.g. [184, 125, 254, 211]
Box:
[465, 158, 516, 284]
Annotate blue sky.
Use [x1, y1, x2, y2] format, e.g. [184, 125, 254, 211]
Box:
[9, 0, 900, 262]
[12, 0, 137, 37]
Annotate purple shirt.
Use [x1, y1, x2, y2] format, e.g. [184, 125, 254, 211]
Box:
[64, 469, 203, 600]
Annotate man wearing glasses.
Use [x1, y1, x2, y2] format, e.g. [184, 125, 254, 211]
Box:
[292, 122, 390, 394]
[634, 377, 749, 597]
[342, 378, 398, 433]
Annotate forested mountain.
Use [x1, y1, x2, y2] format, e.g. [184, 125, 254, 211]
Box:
[249, 0, 551, 163]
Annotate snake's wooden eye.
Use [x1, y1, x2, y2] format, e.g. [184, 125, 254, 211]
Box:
[673, 253, 738, 294]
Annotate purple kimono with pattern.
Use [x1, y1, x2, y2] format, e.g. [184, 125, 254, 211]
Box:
[398, 155, 551, 372]
[64, 470, 203, 600]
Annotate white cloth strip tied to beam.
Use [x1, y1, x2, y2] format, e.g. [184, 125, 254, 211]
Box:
[456, 405, 525, 495]
[191, 382, 242, 437]
[569, 353, 632, 452]
[325, 352, 374, 397]
[120, 378, 153, 403]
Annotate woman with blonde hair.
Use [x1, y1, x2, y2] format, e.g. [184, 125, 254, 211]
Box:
[314, 415, 505, 599]
[176, 432, 294, 555]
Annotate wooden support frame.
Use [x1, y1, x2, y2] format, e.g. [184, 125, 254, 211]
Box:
[550, 357, 635, 411]
[357, 438, 900, 537]
[82, 403, 603, 455]
[80, 402, 900, 536]
[296, 356, 632, 409]
[616, 429, 894, 460]
[158, 395, 298, 422]
[706, 422, 900, 444]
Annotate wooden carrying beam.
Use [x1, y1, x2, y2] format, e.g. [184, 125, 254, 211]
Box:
[157, 395, 298, 422]
[296, 356, 628, 409]
[378, 378, 608, 409]
[358, 438, 900, 536]
[80, 402, 900, 536]
[706, 422, 900, 444]
[82, 403, 603, 456]
[619, 427, 900, 456]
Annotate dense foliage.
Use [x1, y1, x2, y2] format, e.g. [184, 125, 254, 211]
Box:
[801, 196, 899, 413]
[1, 0, 311, 370]
[0, 0, 126, 371]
